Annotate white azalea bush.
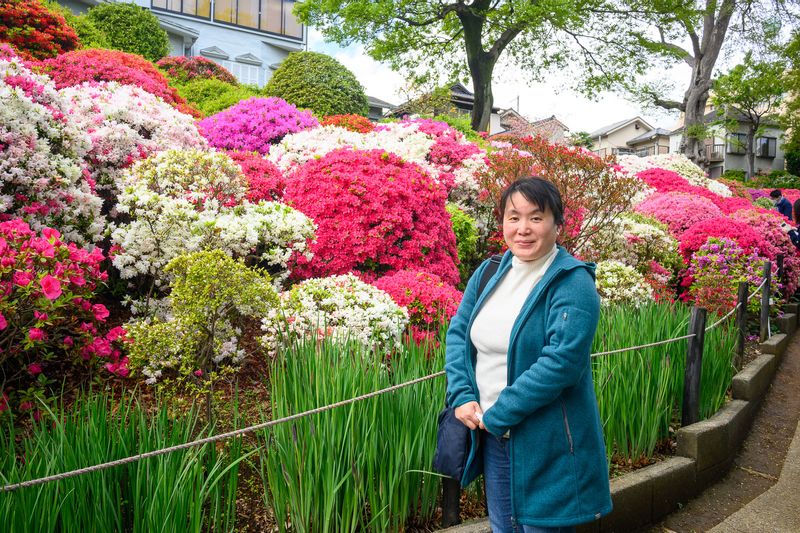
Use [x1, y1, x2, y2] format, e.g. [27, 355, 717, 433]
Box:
[59, 82, 207, 195]
[0, 46, 103, 244]
[617, 153, 732, 198]
[595, 260, 654, 307]
[126, 250, 279, 386]
[260, 274, 409, 356]
[110, 150, 316, 289]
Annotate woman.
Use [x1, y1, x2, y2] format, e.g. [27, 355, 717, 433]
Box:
[444, 177, 612, 532]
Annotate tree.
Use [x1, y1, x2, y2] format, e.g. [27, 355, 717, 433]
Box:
[264, 51, 368, 117]
[782, 30, 800, 173]
[296, 1, 612, 132]
[712, 53, 785, 179]
[567, 131, 594, 149]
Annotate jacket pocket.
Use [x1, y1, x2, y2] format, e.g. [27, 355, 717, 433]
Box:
[560, 401, 574, 455]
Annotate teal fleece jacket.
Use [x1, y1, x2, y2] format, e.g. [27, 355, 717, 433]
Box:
[444, 247, 612, 527]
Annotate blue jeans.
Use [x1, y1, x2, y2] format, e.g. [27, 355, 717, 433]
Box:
[482, 431, 576, 533]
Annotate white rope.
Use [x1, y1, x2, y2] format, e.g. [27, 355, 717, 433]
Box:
[591, 334, 696, 357]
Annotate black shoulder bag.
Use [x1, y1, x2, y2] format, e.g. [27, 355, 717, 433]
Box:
[433, 254, 502, 481]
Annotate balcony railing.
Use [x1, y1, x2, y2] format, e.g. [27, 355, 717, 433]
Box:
[706, 144, 725, 162]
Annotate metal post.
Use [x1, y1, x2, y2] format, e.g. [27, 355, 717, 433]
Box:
[735, 282, 748, 370]
[441, 477, 461, 527]
[682, 307, 707, 427]
[760, 261, 772, 343]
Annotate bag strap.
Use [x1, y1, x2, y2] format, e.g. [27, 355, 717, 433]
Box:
[444, 254, 503, 408]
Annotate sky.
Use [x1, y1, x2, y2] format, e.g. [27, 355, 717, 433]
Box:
[307, 29, 687, 135]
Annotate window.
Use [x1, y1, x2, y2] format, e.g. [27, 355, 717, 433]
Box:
[152, 0, 211, 18]
[756, 137, 777, 158]
[727, 133, 746, 155]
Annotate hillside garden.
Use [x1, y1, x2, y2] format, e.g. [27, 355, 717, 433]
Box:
[1, 4, 799, 530]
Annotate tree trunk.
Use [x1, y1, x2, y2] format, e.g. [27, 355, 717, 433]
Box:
[746, 126, 756, 179]
[681, 83, 710, 167]
[456, 1, 498, 133]
[469, 60, 496, 132]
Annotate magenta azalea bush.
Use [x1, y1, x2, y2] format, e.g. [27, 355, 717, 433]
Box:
[0, 219, 130, 414]
[678, 216, 767, 262]
[226, 151, 287, 202]
[635, 192, 722, 237]
[198, 97, 318, 154]
[284, 148, 460, 285]
[373, 270, 462, 343]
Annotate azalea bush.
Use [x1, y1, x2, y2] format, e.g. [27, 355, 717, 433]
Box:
[198, 97, 318, 154]
[685, 237, 771, 313]
[635, 192, 723, 237]
[0, 219, 129, 415]
[619, 153, 731, 198]
[0, 0, 80, 60]
[110, 151, 315, 289]
[126, 250, 278, 386]
[36, 49, 195, 114]
[678, 216, 767, 262]
[321, 114, 375, 133]
[734, 209, 800, 295]
[59, 82, 207, 196]
[595, 260, 654, 307]
[226, 151, 287, 202]
[41, 0, 110, 49]
[373, 270, 462, 343]
[284, 148, 460, 285]
[156, 55, 238, 85]
[0, 47, 104, 244]
[259, 274, 409, 356]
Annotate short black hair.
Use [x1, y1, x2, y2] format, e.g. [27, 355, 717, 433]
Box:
[770, 189, 783, 199]
[499, 176, 564, 226]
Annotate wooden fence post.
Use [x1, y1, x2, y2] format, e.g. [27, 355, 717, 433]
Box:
[777, 254, 785, 299]
[760, 261, 772, 343]
[682, 306, 707, 427]
[441, 477, 461, 527]
[735, 282, 748, 370]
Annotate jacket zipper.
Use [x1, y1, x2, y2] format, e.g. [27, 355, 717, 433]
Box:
[561, 401, 574, 454]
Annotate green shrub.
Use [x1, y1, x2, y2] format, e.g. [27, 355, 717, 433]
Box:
[42, 0, 110, 49]
[786, 149, 800, 176]
[446, 203, 479, 288]
[175, 78, 261, 116]
[433, 114, 483, 143]
[755, 197, 775, 209]
[86, 1, 168, 62]
[721, 169, 746, 182]
[264, 51, 368, 117]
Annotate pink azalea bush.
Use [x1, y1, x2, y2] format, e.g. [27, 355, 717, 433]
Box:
[635, 193, 722, 237]
[636, 168, 753, 214]
[685, 237, 771, 314]
[0, 45, 104, 244]
[226, 151, 287, 202]
[0, 219, 130, 413]
[373, 270, 463, 343]
[156, 55, 238, 85]
[198, 97, 318, 154]
[284, 148, 460, 285]
[678, 216, 767, 262]
[733, 209, 800, 295]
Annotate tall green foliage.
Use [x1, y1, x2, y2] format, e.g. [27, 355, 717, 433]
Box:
[264, 51, 368, 117]
[175, 78, 261, 116]
[86, 1, 168, 62]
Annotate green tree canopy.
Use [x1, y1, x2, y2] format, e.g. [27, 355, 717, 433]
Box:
[264, 51, 368, 117]
[86, 1, 168, 62]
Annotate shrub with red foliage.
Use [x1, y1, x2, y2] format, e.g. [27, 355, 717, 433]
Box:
[284, 148, 460, 285]
[321, 114, 375, 133]
[0, 0, 79, 60]
[678, 216, 767, 262]
[35, 49, 199, 116]
[373, 270, 462, 343]
[156, 55, 238, 85]
[226, 151, 287, 202]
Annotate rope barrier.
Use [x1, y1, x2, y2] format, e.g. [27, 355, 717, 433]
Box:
[705, 276, 770, 332]
[0, 371, 446, 493]
[0, 274, 773, 493]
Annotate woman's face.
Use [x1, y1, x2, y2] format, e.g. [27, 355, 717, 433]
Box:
[502, 192, 559, 262]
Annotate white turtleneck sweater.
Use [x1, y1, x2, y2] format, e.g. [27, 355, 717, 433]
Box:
[470, 245, 558, 413]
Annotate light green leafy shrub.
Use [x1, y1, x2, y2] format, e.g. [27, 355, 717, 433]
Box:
[86, 1, 168, 62]
[126, 250, 279, 386]
[264, 51, 368, 117]
[175, 78, 261, 116]
[446, 203, 479, 287]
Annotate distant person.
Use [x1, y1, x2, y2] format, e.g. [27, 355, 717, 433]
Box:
[787, 199, 800, 249]
[770, 189, 793, 221]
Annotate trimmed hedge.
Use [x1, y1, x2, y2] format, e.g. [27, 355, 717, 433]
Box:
[176, 78, 261, 116]
[86, 2, 168, 62]
[264, 51, 368, 117]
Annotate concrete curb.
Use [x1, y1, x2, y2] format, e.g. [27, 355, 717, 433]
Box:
[438, 325, 794, 533]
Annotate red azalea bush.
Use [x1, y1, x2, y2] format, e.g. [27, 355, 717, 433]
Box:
[635, 192, 723, 237]
[733, 209, 800, 295]
[678, 216, 767, 262]
[284, 148, 460, 285]
[321, 114, 375, 133]
[198, 97, 319, 154]
[226, 151, 287, 202]
[0, 0, 80, 60]
[35, 49, 198, 116]
[156, 55, 238, 85]
[718, 178, 752, 199]
[0, 219, 130, 414]
[373, 270, 462, 343]
[715, 196, 757, 214]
